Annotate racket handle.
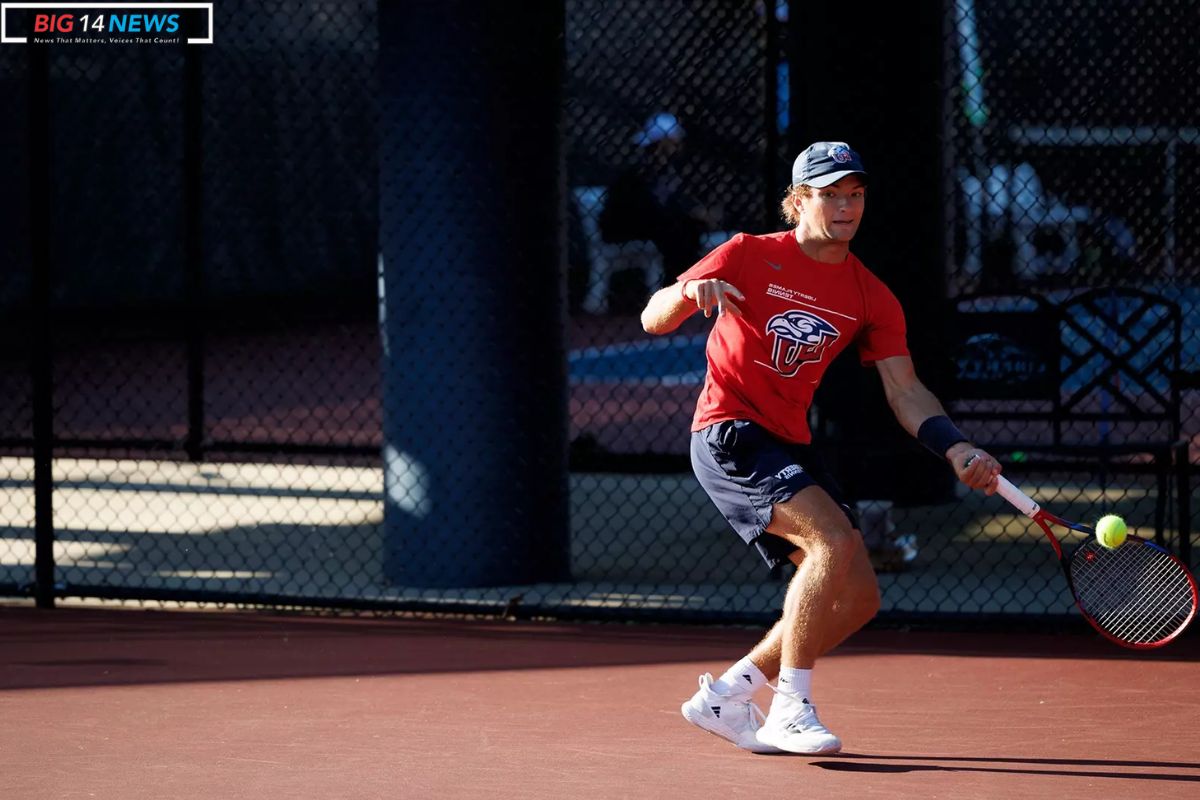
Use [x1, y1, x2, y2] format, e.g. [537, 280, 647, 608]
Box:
[994, 475, 1041, 518]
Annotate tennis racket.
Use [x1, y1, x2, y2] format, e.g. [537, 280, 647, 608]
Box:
[994, 475, 1197, 649]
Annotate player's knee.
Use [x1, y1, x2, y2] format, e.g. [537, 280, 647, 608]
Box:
[769, 492, 859, 567]
[809, 525, 859, 572]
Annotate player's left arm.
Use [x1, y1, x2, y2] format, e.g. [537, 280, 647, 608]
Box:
[874, 355, 1001, 494]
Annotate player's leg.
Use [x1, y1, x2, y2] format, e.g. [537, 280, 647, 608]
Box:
[693, 490, 877, 754]
[679, 420, 813, 754]
[680, 420, 876, 753]
[813, 540, 880, 654]
[744, 540, 879, 676]
[752, 485, 879, 755]
[768, 486, 880, 668]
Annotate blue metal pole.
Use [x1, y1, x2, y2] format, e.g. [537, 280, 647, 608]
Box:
[378, 1, 569, 588]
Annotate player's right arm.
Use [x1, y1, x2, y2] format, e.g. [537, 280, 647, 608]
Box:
[640, 279, 745, 335]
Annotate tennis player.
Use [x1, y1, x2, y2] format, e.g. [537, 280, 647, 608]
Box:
[640, 141, 1002, 755]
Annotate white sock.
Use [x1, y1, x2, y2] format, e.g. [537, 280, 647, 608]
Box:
[776, 667, 813, 703]
[710, 657, 768, 696]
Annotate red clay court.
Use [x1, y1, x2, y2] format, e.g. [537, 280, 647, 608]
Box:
[3, 604, 1199, 800]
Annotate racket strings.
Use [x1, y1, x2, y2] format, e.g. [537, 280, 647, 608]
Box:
[1070, 540, 1195, 644]
[1080, 554, 1192, 641]
[1095, 562, 1190, 640]
[1074, 551, 1192, 643]
[1080, 564, 1189, 643]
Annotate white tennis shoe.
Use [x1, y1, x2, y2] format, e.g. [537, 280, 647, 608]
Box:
[680, 673, 782, 754]
[755, 688, 842, 755]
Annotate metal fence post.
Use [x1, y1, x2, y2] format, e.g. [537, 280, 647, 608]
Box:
[183, 44, 205, 462]
[28, 43, 54, 609]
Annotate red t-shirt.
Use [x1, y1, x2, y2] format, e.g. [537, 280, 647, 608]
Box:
[677, 230, 909, 444]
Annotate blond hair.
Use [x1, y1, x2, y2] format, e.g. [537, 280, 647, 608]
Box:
[779, 184, 813, 226]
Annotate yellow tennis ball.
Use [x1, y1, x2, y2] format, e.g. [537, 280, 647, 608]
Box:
[1095, 514, 1128, 549]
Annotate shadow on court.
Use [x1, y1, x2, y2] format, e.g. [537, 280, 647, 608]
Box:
[3, 605, 1199, 694]
[816, 755, 1200, 783]
[838, 626, 1200, 662]
[0, 605, 766, 690]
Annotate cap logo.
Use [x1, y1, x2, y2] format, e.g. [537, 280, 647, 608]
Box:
[828, 144, 853, 164]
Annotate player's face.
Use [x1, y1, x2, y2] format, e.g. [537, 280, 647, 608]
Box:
[797, 177, 866, 242]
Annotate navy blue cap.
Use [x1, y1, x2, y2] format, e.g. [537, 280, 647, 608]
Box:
[791, 142, 868, 188]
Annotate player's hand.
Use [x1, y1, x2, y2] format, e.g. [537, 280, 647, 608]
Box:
[683, 279, 744, 318]
[947, 443, 1001, 495]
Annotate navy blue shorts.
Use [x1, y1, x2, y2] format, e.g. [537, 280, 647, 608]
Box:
[690, 419, 859, 570]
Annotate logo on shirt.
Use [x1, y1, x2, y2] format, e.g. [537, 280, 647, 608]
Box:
[765, 309, 840, 377]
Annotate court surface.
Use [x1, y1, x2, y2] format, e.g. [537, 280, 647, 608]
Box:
[3, 604, 1199, 800]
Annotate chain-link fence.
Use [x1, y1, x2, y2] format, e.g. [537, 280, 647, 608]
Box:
[1, 0, 382, 606]
[2, 0, 1196, 627]
[933, 0, 1199, 614]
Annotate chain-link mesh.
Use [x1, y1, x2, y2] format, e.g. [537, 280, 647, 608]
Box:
[934, 0, 1198, 621]
[948, 0, 1200, 294]
[566, 0, 775, 463]
[6, 1, 381, 603]
[0, 41, 33, 595]
[3, 1, 1196, 626]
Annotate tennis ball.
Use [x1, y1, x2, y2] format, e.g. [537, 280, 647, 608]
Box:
[1095, 514, 1128, 549]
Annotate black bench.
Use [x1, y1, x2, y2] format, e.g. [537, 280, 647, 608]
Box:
[949, 287, 1189, 563]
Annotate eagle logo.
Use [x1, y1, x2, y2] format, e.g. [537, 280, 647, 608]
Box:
[765, 309, 840, 377]
[828, 143, 854, 163]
